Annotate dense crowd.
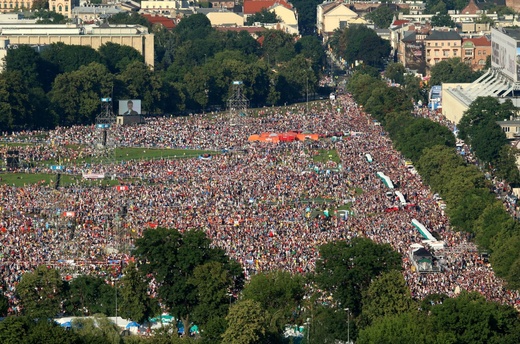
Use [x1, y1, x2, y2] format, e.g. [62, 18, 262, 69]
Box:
[0, 94, 518, 314]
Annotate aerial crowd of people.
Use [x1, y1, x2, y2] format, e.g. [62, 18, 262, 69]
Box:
[0, 93, 518, 315]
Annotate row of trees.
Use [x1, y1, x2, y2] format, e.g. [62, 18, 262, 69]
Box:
[7, 227, 520, 343]
[1, 14, 326, 131]
[347, 68, 520, 289]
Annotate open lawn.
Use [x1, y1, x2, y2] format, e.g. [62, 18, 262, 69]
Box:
[311, 149, 341, 164]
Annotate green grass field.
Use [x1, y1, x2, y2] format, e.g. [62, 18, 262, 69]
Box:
[311, 149, 341, 164]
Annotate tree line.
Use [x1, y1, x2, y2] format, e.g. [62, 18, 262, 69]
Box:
[0, 13, 327, 132]
[2, 226, 520, 343]
[347, 66, 520, 288]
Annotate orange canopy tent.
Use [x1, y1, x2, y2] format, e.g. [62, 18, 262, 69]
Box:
[248, 134, 260, 142]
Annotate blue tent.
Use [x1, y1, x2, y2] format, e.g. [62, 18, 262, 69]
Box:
[126, 321, 140, 329]
[60, 321, 72, 328]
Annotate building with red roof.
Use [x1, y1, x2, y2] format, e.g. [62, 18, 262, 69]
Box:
[462, 35, 491, 71]
[243, 0, 292, 15]
[142, 14, 176, 29]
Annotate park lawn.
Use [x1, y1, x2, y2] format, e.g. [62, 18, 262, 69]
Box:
[114, 147, 218, 161]
[0, 173, 123, 187]
[311, 149, 341, 164]
[40, 147, 220, 166]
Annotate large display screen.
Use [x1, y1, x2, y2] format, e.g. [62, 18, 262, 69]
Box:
[491, 28, 518, 81]
[118, 99, 141, 115]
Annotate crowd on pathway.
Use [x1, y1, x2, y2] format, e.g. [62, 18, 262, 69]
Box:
[0, 93, 518, 315]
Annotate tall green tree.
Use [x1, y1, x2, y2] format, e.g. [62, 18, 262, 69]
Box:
[222, 300, 269, 344]
[332, 25, 391, 68]
[98, 42, 144, 73]
[117, 61, 163, 114]
[16, 265, 65, 318]
[65, 275, 117, 316]
[119, 262, 158, 325]
[365, 5, 395, 28]
[359, 270, 415, 328]
[133, 228, 243, 337]
[49, 62, 114, 125]
[430, 58, 480, 85]
[314, 237, 401, 315]
[40, 43, 104, 74]
[242, 270, 305, 332]
[385, 62, 406, 84]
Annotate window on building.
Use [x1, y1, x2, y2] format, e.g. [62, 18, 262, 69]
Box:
[478, 59, 485, 65]
[442, 42, 444, 46]
[453, 50, 458, 56]
[503, 127, 510, 133]
[59, 5, 62, 11]
[483, 50, 487, 55]
[435, 50, 438, 56]
[65, 5, 68, 10]
[435, 42, 438, 46]
[443, 50, 449, 57]
[465, 49, 473, 56]
[52, 5, 55, 10]
[339, 21, 347, 29]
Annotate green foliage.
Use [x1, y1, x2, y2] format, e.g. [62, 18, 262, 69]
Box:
[431, 13, 456, 27]
[65, 275, 117, 316]
[40, 43, 104, 74]
[16, 265, 65, 318]
[359, 270, 415, 328]
[0, 317, 80, 344]
[430, 58, 482, 85]
[133, 228, 243, 337]
[395, 117, 456, 161]
[447, 188, 496, 233]
[429, 291, 520, 344]
[49, 62, 114, 125]
[384, 62, 405, 84]
[365, 5, 395, 28]
[357, 311, 438, 344]
[290, 0, 322, 35]
[108, 12, 151, 28]
[174, 13, 212, 41]
[99, 42, 144, 73]
[331, 25, 391, 68]
[222, 299, 269, 344]
[245, 8, 280, 25]
[458, 96, 512, 165]
[117, 61, 163, 114]
[314, 237, 401, 315]
[189, 261, 234, 327]
[242, 271, 305, 332]
[119, 262, 158, 325]
[34, 10, 67, 24]
[72, 314, 123, 344]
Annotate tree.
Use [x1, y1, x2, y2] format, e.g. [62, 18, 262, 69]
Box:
[431, 13, 456, 27]
[416, 145, 465, 186]
[333, 25, 391, 68]
[430, 58, 480, 85]
[430, 291, 520, 344]
[98, 42, 144, 73]
[246, 8, 280, 25]
[314, 237, 401, 315]
[189, 261, 234, 328]
[72, 314, 123, 344]
[4, 45, 43, 87]
[16, 265, 65, 318]
[242, 271, 305, 332]
[119, 262, 158, 325]
[359, 270, 415, 328]
[385, 62, 405, 84]
[396, 117, 456, 161]
[49, 62, 114, 125]
[174, 13, 212, 42]
[447, 188, 496, 233]
[365, 5, 395, 28]
[133, 228, 244, 337]
[474, 202, 515, 250]
[357, 311, 443, 344]
[107, 12, 151, 28]
[222, 300, 269, 344]
[117, 61, 163, 114]
[65, 275, 117, 316]
[40, 42, 104, 74]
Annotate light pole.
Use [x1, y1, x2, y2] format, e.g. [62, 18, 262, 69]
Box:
[305, 317, 311, 344]
[346, 308, 350, 344]
[306, 76, 309, 114]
